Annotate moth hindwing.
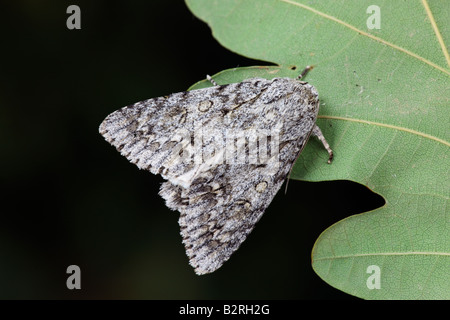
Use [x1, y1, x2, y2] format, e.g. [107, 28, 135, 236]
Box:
[99, 75, 333, 275]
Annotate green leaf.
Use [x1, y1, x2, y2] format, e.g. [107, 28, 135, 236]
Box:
[186, 0, 449, 299]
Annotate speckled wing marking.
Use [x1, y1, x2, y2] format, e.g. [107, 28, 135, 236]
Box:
[100, 77, 326, 275]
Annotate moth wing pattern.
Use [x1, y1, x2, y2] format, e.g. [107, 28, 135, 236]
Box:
[159, 149, 306, 275]
[99, 78, 273, 183]
[100, 77, 322, 274]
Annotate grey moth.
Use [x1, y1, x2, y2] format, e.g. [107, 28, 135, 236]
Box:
[99, 67, 333, 275]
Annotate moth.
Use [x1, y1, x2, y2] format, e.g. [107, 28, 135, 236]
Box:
[99, 66, 333, 275]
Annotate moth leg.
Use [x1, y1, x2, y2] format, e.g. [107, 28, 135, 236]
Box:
[206, 75, 218, 86]
[296, 65, 314, 80]
[312, 125, 333, 163]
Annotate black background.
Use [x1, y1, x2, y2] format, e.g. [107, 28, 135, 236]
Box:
[0, 0, 383, 299]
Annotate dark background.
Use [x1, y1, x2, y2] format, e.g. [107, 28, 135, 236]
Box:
[0, 0, 383, 299]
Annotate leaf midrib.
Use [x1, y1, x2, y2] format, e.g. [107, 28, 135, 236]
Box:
[278, 0, 450, 75]
[318, 115, 450, 147]
[314, 251, 450, 261]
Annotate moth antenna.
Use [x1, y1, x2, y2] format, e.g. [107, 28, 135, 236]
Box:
[296, 65, 314, 80]
[284, 175, 291, 194]
[284, 151, 300, 194]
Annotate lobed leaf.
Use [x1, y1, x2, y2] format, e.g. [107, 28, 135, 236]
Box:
[186, 0, 449, 299]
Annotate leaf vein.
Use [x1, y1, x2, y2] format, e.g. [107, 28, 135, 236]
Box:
[317, 115, 450, 147]
[421, 0, 450, 67]
[279, 0, 450, 75]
